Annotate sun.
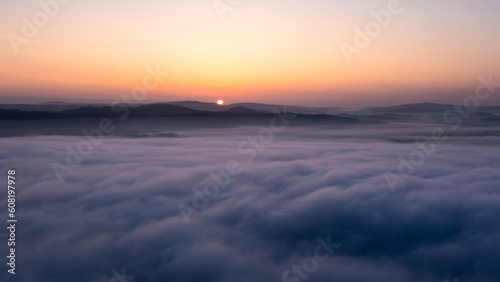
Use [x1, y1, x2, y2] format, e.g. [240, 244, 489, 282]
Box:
[217, 99, 224, 105]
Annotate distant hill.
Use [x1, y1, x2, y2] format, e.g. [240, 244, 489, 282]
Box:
[62, 106, 118, 117]
[225, 106, 266, 114]
[0, 109, 60, 119]
[131, 104, 205, 116]
[1, 101, 500, 127]
[362, 103, 450, 114]
[37, 101, 73, 105]
[0, 103, 361, 125]
[161, 101, 347, 115]
[231, 103, 347, 115]
[61, 104, 206, 117]
[0, 103, 107, 112]
[361, 103, 500, 115]
[163, 101, 228, 112]
[484, 115, 500, 122]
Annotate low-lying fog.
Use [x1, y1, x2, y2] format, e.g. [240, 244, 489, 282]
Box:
[1, 122, 499, 281]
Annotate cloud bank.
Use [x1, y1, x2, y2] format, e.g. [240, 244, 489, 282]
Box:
[0, 126, 499, 282]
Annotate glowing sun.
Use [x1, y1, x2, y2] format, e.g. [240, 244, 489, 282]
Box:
[217, 99, 224, 105]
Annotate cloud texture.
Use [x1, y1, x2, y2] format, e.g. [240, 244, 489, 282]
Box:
[0, 125, 499, 282]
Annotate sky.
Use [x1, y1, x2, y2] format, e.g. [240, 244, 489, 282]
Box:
[1, 0, 499, 107]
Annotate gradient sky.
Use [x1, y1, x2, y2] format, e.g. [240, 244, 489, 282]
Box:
[1, 0, 499, 107]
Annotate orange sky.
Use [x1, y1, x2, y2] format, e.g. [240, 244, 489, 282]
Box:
[1, 0, 499, 107]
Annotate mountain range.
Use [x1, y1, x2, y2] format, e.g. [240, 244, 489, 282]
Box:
[1, 101, 500, 125]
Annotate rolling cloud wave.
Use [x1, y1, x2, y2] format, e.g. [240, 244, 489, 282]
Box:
[1, 126, 499, 282]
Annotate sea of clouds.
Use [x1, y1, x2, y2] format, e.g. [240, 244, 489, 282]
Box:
[0, 125, 499, 282]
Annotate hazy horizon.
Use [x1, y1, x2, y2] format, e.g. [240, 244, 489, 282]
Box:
[2, 95, 500, 109]
[2, 0, 500, 107]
